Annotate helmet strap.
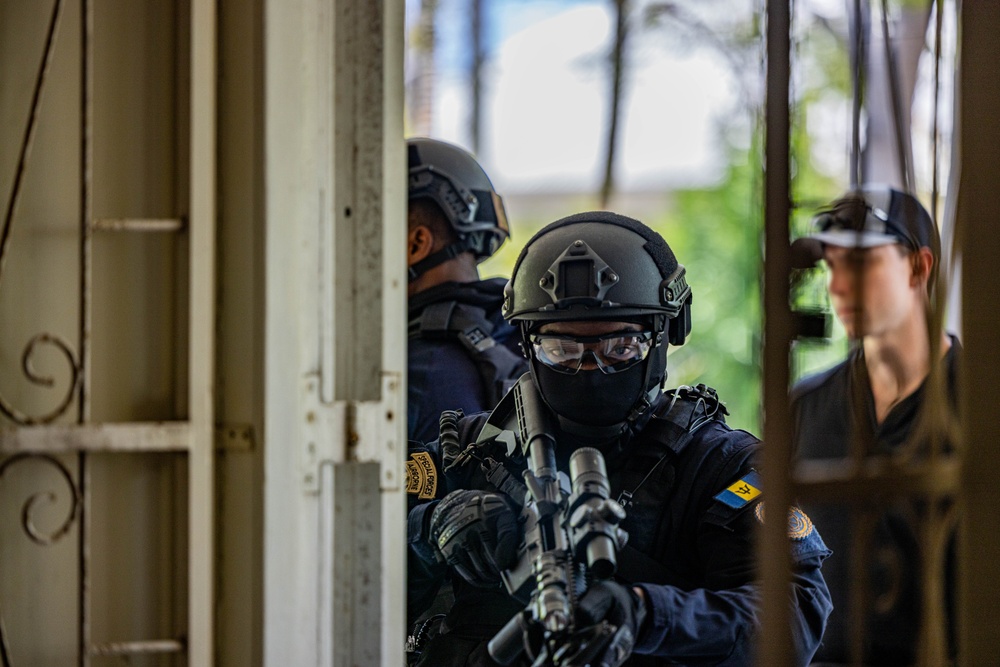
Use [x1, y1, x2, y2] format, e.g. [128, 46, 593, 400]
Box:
[408, 238, 475, 283]
[627, 333, 666, 424]
[615, 314, 668, 426]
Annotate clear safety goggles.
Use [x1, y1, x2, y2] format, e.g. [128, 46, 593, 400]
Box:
[529, 331, 654, 375]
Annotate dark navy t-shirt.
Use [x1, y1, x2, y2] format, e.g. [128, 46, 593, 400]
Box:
[791, 335, 961, 665]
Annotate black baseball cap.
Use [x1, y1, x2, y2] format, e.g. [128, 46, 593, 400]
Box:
[808, 185, 940, 259]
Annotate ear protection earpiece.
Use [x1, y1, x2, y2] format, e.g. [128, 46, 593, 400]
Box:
[667, 293, 693, 346]
[660, 267, 693, 346]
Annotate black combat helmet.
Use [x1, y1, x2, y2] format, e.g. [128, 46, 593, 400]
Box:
[504, 211, 691, 342]
[407, 138, 510, 279]
[503, 211, 693, 432]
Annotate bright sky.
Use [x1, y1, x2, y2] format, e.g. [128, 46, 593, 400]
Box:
[423, 0, 746, 195]
[411, 0, 954, 205]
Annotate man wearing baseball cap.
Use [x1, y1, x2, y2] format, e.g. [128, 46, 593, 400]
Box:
[790, 185, 960, 665]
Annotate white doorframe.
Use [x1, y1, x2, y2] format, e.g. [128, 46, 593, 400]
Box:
[262, 0, 405, 664]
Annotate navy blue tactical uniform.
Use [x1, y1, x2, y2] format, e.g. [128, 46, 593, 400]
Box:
[407, 386, 833, 666]
[408, 278, 528, 444]
[791, 336, 960, 665]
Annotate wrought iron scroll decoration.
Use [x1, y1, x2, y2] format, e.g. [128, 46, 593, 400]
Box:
[0, 0, 78, 427]
[0, 452, 82, 667]
[0, 453, 81, 545]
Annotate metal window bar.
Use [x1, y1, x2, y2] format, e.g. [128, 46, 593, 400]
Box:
[0, 0, 216, 664]
[760, 2, 795, 664]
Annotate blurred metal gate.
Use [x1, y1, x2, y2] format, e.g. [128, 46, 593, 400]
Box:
[761, 2, 999, 666]
[0, 0, 216, 664]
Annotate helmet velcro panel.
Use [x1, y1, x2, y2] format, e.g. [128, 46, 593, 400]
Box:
[512, 211, 678, 281]
[505, 211, 689, 323]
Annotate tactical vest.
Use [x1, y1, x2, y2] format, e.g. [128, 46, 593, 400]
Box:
[612, 384, 730, 587]
[448, 384, 731, 588]
[411, 385, 740, 666]
[409, 300, 528, 406]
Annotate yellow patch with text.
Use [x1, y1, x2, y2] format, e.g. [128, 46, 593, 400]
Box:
[405, 451, 438, 500]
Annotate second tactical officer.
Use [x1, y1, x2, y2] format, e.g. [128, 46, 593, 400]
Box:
[407, 138, 529, 444]
[405, 211, 833, 666]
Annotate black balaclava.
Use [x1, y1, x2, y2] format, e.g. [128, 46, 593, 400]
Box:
[535, 360, 649, 428]
[528, 317, 669, 435]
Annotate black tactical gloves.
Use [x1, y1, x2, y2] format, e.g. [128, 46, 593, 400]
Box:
[574, 580, 647, 667]
[428, 489, 520, 588]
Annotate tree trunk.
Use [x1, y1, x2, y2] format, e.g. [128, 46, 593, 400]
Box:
[469, 0, 484, 153]
[600, 0, 629, 208]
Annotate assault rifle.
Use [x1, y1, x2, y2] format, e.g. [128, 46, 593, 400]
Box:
[488, 374, 630, 666]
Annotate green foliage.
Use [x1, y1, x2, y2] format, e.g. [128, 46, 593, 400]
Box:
[788, 64, 854, 386]
[650, 149, 763, 433]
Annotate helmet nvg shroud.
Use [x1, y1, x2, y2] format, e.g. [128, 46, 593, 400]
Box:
[503, 211, 693, 431]
[407, 138, 510, 280]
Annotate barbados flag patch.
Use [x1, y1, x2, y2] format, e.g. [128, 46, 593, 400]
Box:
[714, 470, 763, 509]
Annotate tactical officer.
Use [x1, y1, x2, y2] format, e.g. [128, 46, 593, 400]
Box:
[790, 186, 960, 665]
[407, 138, 529, 444]
[406, 211, 833, 666]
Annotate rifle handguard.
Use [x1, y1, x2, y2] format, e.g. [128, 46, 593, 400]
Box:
[489, 375, 629, 666]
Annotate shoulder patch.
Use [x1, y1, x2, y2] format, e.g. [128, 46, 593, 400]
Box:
[405, 451, 438, 500]
[753, 501, 815, 540]
[713, 469, 762, 509]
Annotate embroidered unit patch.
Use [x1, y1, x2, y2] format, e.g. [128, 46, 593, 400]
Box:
[787, 506, 814, 540]
[753, 502, 815, 540]
[405, 451, 438, 500]
[713, 470, 763, 509]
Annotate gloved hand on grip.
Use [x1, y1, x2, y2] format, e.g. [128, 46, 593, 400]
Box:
[571, 580, 647, 667]
[428, 489, 520, 588]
